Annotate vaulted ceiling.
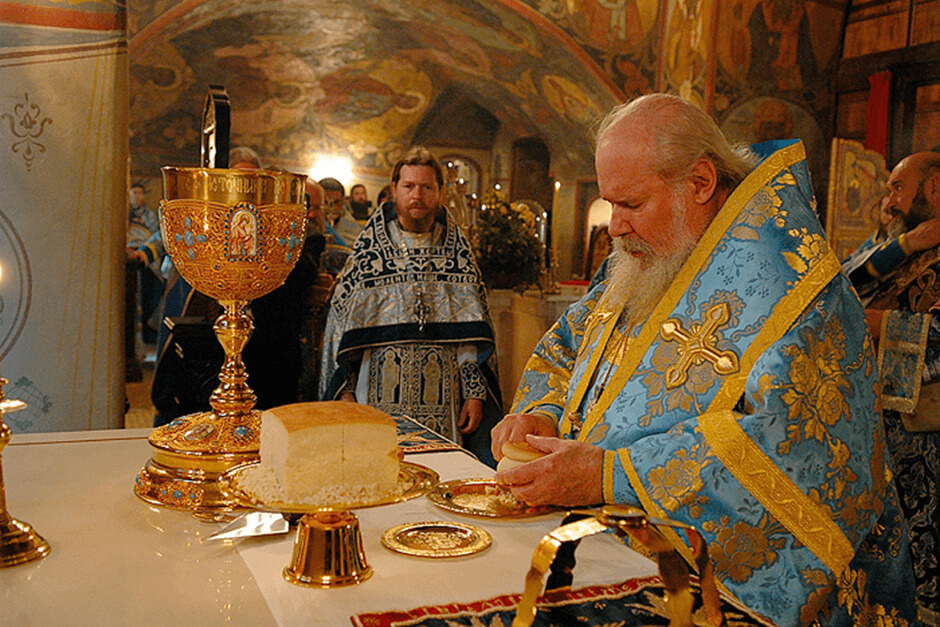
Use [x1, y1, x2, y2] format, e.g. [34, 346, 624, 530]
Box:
[128, 0, 628, 178]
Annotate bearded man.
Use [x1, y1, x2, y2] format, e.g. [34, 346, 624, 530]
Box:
[491, 94, 917, 624]
[320, 147, 502, 466]
[848, 152, 940, 624]
[842, 160, 940, 307]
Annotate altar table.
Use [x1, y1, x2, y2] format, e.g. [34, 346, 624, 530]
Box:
[0, 428, 657, 625]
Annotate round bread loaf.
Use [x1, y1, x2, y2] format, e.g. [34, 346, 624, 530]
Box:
[496, 440, 546, 474]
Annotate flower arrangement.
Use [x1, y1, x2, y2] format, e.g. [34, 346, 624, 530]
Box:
[472, 191, 545, 292]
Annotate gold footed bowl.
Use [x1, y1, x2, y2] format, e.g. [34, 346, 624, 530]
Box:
[134, 167, 306, 515]
[221, 461, 440, 586]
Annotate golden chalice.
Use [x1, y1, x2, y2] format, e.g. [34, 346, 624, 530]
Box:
[135, 167, 306, 514]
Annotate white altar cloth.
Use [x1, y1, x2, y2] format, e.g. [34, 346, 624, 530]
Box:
[0, 428, 656, 625]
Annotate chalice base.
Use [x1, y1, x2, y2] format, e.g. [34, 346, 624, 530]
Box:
[134, 410, 261, 516]
[0, 516, 51, 568]
[283, 511, 373, 587]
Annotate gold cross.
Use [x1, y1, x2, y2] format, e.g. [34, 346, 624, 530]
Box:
[659, 302, 739, 389]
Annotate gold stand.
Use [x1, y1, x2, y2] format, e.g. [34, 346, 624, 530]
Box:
[283, 511, 372, 587]
[0, 379, 51, 567]
[135, 300, 262, 514]
[134, 167, 307, 516]
[513, 505, 723, 627]
[219, 460, 439, 588]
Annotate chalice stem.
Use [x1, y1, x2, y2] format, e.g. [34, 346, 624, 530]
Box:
[209, 299, 257, 419]
[0, 459, 10, 525]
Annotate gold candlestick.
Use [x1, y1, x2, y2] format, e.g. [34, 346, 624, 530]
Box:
[0, 377, 51, 567]
[134, 167, 306, 516]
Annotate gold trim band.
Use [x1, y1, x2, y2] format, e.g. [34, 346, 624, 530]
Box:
[699, 410, 855, 575]
[617, 448, 697, 568]
[707, 250, 842, 411]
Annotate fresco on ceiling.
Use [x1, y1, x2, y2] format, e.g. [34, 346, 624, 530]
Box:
[659, 0, 713, 108]
[521, 0, 660, 98]
[128, 0, 621, 177]
[713, 0, 843, 115]
[127, 0, 846, 193]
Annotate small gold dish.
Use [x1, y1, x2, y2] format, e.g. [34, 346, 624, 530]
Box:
[220, 461, 439, 512]
[381, 521, 492, 558]
[427, 478, 560, 519]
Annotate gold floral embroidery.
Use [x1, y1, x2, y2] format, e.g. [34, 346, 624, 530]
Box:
[837, 567, 910, 626]
[799, 568, 835, 624]
[800, 566, 911, 625]
[729, 172, 796, 240]
[701, 513, 786, 583]
[646, 445, 711, 515]
[642, 341, 718, 425]
[584, 423, 608, 444]
[778, 315, 851, 455]
[783, 227, 830, 277]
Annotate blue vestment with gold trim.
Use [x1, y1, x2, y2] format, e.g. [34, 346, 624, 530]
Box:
[512, 141, 917, 625]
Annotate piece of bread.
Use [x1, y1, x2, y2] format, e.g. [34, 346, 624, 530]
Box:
[496, 440, 546, 474]
[258, 401, 400, 503]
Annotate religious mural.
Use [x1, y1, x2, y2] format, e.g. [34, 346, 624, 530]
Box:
[127, 0, 849, 280]
[720, 96, 827, 199]
[128, 0, 623, 177]
[659, 0, 713, 107]
[522, 0, 660, 98]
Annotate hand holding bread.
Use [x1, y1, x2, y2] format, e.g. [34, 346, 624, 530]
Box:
[495, 440, 547, 474]
[493, 435, 605, 507]
[490, 412, 559, 461]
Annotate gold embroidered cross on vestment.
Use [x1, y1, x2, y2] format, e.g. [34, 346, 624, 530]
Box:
[659, 302, 739, 389]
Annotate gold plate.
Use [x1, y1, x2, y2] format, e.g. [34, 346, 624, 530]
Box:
[220, 461, 439, 513]
[381, 521, 492, 558]
[426, 478, 560, 519]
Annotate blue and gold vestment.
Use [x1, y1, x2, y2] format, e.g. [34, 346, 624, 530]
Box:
[513, 141, 918, 625]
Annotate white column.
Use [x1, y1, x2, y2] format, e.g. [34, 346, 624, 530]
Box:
[0, 5, 127, 432]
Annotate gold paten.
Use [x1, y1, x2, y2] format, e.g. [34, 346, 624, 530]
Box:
[135, 167, 306, 515]
[381, 521, 492, 558]
[513, 505, 724, 627]
[427, 478, 559, 519]
[221, 461, 439, 588]
[0, 378, 51, 567]
[221, 461, 439, 513]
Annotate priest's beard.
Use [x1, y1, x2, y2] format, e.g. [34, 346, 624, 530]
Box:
[903, 183, 935, 230]
[604, 218, 699, 322]
[349, 200, 371, 220]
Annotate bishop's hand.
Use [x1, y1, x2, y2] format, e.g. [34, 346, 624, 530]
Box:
[494, 434, 604, 507]
[490, 412, 558, 461]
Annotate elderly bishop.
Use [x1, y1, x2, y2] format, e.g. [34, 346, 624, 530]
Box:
[492, 94, 918, 625]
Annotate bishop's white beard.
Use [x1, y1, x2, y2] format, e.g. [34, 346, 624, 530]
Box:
[603, 212, 699, 322]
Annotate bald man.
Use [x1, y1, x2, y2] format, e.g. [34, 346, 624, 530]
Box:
[850, 152, 940, 622]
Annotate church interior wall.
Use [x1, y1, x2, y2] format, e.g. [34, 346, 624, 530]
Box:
[4, 1, 940, 432]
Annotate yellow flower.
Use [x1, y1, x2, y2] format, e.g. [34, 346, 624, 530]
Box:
[705, 517, 779, 583]
[647, 449, 704, 512]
